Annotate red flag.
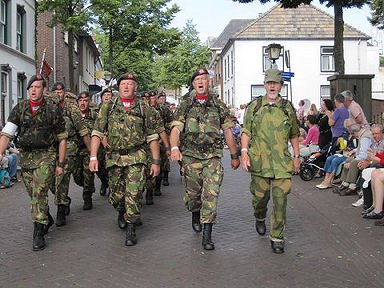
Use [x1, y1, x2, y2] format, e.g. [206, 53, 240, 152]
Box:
[41, 59, 53, 78]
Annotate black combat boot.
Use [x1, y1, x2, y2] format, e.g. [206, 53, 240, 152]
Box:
[154, 177, 162, 196]
[255, 220, 266, 236]
[83, 192, 93, 210]
[145, 189, 154, 205]
[65, 196, 71, 216]
[118, 209, 127, 230]
[100, 181, 108, 196]
[125, 223, 137, 246]
[56, 204, 67, 227]
[192, 211, 202, 232]
[43, 211, 55, 235]
[202, 223, 215, 250]
[162, 171, 169, 186]
[271, 240, 285, 254]
[33, 222, 46, 251]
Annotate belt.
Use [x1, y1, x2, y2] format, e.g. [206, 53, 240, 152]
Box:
[21, 145, 53, 152]
[112, 146, 142, 155]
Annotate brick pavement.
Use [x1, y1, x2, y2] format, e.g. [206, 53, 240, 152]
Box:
[1, 151, 384, 288]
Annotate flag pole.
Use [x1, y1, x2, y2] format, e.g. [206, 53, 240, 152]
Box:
[39, 48, 47, 75]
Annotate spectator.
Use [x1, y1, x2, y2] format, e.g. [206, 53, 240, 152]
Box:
[5, 141, 19, 182]
[334, 124, 372, 196]
[327, 94, 349, 148]
[298, 127, 308, 142]
[297, 100, 305, 126]
[307, 103, 318, 117]
[362, 168, 384, 220]
[316, 99, 334, 149]
[341, 90, 368, 125]
[236, 104, 246, 127]
[316, 121, 358, 189]
[298, 115, 319, 157]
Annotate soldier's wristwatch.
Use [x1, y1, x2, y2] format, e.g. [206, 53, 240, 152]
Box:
[152, 159, 161, 165]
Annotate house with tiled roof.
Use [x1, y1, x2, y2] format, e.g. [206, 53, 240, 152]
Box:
[209, 3, 382, 109]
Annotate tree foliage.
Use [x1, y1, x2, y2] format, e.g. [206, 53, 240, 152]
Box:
[90, 0, 181, 82]
[232, 0, 368, 74]
[369, 0, 384, 29]
[152, 20, 210, 90]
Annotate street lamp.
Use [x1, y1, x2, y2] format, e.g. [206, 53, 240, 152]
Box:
[267, 43, 282, 64]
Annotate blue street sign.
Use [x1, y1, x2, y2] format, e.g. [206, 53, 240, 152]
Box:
[281, 72, 295, 77]
[282, 77, 291, 82]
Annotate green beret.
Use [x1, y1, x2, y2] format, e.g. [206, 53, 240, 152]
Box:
[27, 74, 47, 90]
[51, 82, 65, 91]
[117, 72, 136, 86]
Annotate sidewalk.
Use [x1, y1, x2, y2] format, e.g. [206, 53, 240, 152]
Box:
[0, 151, 383, 288]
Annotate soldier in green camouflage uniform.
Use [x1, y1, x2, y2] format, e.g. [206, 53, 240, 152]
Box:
[149, 91, 172, 196]
[241, 68, 300, 254]
[156, 91, 173, 187]
[51, 83, 90, 227]
[76, 91, 98, 210]
[90, 73, 161, 246]
[170, 68, 240, 251]
[0, 75, 68, 251]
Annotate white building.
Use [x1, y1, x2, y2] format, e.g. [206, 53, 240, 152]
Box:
[211, 4, 382, 109]
[0, 0, 35, 125]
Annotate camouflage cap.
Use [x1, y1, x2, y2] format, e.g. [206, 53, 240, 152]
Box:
[101, 87, 113, 97]
[264, 68, 283, 84]
[51, 82, 65, 91]
[27, 74, 47, 90]
[117, 72, 136, 86]
[77, 91, 90, 100]
[191, 68, 209, 82]
[158, 91, 166, 98]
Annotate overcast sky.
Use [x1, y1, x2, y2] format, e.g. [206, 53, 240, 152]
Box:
[170, 0, 375, 43]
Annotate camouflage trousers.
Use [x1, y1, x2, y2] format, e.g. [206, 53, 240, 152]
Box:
[108, 164, 145, 223]
[22, 162, 55, 225]
[73, 151, 95, 197]
[182, 156, 223, 223]
[54, 155, 79, 206]
[250, 175, 291, 242]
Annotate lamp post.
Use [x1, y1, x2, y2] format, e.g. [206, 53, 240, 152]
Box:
[267, 43, 282, 68]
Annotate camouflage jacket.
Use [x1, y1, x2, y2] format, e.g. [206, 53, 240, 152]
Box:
[0, 96, 68, 169]
[92, 94, 160, 168]
[241, 95, 300, 179]
[171, 90, 233, 160]
[62, 101, 89, 156]
[78, 107, 98, 153]
[154, 103, 174, 134]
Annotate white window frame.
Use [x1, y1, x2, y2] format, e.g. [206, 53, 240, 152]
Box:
[321, 46, 335, 72]
[0, 0, 7, 44]
[16, 10, 22, 51]
[251, 84, 288, 100]
[320, 85, 331, 100]
[263, 46, 284, 71]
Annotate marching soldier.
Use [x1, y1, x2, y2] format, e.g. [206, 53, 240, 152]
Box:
[51, 83, 90, 227]
[170, 68, 240, 250]
[0, 75, 68, 250]
[89, 73, 161, 246]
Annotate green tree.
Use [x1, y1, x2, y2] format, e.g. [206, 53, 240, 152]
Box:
[369, 0, 384, 29]
[37, 0, 91, 91]
[233, 0, 367, 75]
[153, 20, 210, 91]
[90, 0, 180, 79]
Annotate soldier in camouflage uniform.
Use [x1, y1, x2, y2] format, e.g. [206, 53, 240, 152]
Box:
[0, 75, 68, 251]
[149, 91, 171, 196]
[170, 68, 240, 250]
[76, 91, 98, 210]
[51, 83, 90, 227]
[90, 73, 161, 246]
[157, 91, 173, 187]
[240, 68, 300, 254]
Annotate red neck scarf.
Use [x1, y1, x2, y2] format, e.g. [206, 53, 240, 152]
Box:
[196, 94, 208, 100]
[81, 111, 87, 117]
[120, 96, 134, 111]
[29, 99, 43, 115]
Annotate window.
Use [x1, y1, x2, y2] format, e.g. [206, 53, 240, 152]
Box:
[320, 85, 330, 100]
[224, 58, 227, 81]
[1, 71, 8, 125]
[230, 50, 234, 77]
[64, 31, 68, 43]
[321, 46, 335, 72]
[251, 84, 288, 100]
[0, 0, 8, 44]
[227, 55, 230, 78]
[16, 6, 25, 52]
[17, 73, 26, 99]
[74, 37, 78, 53]
[263, 46, 284, 71]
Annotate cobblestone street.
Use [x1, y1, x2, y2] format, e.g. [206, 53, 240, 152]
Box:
[1, 151, 384, 288]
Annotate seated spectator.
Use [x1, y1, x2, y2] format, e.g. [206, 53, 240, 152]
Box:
[316, 99, 334, 149]
[362, 168, 384, 220]
[298, 127, 307, 142]
[316, 121, 359, 189]
[5, 141, 19, 182]
[298, 115, 319, 157]
[334, 124, 372, 196]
